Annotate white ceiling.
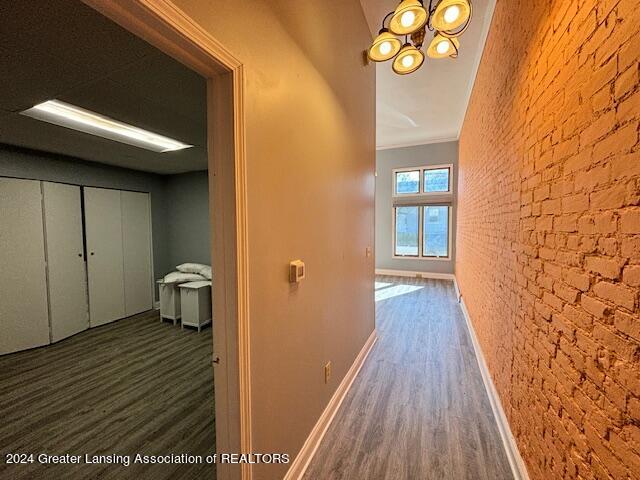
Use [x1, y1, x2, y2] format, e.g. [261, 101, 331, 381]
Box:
[0, 0, 207, 174]
[359, 0, 496, 149]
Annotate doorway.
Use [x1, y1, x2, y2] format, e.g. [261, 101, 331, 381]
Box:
[0, 1, 248, 479]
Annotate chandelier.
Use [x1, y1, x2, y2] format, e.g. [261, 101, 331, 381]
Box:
[368, 0, 472, 75]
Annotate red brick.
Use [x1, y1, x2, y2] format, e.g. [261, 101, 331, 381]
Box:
[581, 295, 612, 319]
[562, 193, 590, 213]
[592, 123, 638, 163]
[614, 309, 640, 342]
[593, 281, 636, 311]
[615, 64, 639, 100]
[564, 269, 591, 292]
[624, 265, 640, 287]
[579, 110, 616, 147]
[616, 90, 640, 124]
[584, 256, 624, 279]
[589, 183, 627, 210]
[621, 209, 640, 233]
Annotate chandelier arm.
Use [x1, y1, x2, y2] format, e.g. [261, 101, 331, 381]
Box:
[381, 11, 395, 29]
[450, 39, 459, 58]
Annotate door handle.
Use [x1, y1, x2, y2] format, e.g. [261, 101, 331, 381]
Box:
[212, 355, 220, 365]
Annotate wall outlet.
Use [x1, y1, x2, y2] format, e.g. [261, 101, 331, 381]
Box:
[365, 246, 372, 257]
[324, 361, 331, 384]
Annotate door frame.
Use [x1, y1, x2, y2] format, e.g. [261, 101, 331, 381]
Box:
[81, 1, 251, 479]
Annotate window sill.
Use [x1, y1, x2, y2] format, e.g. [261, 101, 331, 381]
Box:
[392, 255, 452, 261]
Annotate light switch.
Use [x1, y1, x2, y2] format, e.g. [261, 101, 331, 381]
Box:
[289, 260, 305, 283]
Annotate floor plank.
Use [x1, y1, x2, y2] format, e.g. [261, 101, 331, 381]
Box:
[303, 276, 514, 480]
[0, 310, 215, 480]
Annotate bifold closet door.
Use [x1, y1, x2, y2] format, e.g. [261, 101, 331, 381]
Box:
[0, 178, 50, 355]
[121, 190, 153, 316]
[84, 187, 125, 327]
[42, 182, 88, 342]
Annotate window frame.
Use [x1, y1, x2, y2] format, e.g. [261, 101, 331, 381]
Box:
[392, 164, 453, 197]
[392, 204, 452, 261]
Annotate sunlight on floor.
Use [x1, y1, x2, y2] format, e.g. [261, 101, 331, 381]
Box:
[375, 281, 393, 290]
[375, 284, 424, 302]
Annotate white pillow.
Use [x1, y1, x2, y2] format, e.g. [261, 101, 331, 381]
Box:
[176, 263, 208, 274]
[200, 266, 212, 280]
[163, 271, 206, 284]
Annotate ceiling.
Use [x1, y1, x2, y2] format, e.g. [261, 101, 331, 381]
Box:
[0, 0, 207, 174]
[359, 0, 496, 149]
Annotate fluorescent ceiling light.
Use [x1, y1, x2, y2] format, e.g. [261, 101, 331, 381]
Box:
[20, 100, 193, 153]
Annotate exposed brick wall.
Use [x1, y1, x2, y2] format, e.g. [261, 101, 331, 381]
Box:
[457, 0, 640, 478]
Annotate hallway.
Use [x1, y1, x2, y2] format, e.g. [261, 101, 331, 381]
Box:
[304, 276, 513, 480]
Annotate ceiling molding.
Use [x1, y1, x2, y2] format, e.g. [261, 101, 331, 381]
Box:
[376, 135, 460, 151]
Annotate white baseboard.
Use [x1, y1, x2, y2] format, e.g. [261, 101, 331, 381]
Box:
[375, 268, 455, 281]
[454, 278, 530, 480]
[283, 330, 378, 480]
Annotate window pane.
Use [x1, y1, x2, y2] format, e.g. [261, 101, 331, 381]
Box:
[395, 206, 419, 256]
[395, 170, 420, 194]
[424, 168, 450, 192]
[423, 206, 449, 257]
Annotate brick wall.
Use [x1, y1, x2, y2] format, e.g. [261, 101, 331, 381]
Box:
[457, 0, 640, 478]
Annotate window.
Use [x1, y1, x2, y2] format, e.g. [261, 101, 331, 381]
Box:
[423, 206, 449, 257]
[395, 170, 420, 194]
[393, 205, 451, 259]
[393, 165, 452, 196]
[394, 206, 419, 256]
[391, 164, 453, 260]
[424, 168, 450, 192]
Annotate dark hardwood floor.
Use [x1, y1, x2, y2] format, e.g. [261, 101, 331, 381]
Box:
[303, 276, 514, 480]
[0, 310, 215, 480]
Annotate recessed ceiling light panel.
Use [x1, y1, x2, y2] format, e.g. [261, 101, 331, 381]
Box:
[20, 100, 193, 153]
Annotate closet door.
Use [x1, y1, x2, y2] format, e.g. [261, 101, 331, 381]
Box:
[0, 178, 50, 355]
[84, 187, 125, 327]
[42, 182, 88, 342]
[121, 191, 153, 316]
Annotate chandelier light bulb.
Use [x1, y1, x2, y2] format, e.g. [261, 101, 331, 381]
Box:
[427, 34, 460, 59]
[401, 10, 416, 28]
[392, 43, 425, 74]
[436, 40, 450, 54]
[444, 5, 461, 24]
[379, 41, 392, 55]
[402, 55, 415, 68]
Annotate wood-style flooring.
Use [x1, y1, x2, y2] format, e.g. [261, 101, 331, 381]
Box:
[303, 276, 514, 480]
[0, 310, 215, 480]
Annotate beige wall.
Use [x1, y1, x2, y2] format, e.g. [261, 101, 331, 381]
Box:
[172, 1, 376, 478]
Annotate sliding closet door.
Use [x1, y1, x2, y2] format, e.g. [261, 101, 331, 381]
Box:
[42, 182, 88, 342]
[0, 178, 50, 355]
[121, 191, 153, 316]
[85, 187, 125, 327]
